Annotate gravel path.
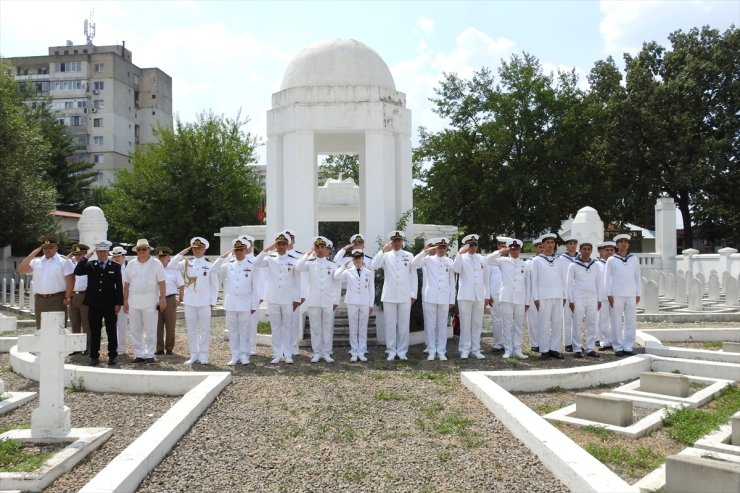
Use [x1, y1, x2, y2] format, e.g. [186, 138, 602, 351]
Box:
[1, 318, 732, 491]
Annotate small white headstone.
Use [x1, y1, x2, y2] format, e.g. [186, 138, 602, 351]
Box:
[665, 272, 676, 299]
[676, 275, 687, 304]
[722, 272, 732, 295]
[17, 311, 86, 435]
[695, 272, 705, 292]
[726, 276, 739, 307]
[688, 279, 703, 311]
[658, 271, 666, 296]
[644, 280, 660, 314]
[708, 272, 721, 301]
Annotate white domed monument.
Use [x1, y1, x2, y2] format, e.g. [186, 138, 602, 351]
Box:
[266, 39, 413, 250]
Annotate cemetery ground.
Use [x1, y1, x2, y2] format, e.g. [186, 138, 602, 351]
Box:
[1, 318, 738, 492]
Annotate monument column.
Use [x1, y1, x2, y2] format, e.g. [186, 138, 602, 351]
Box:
[266, 135, 284, 242]
[363, 130, 396, 252]
[395, 135, 413, 231]
[282, 130, 316, 249]
[655, 197, 677, 272]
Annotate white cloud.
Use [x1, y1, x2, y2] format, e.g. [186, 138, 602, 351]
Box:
[431, 27, 516, 77]
[599, 0, 663, 54]
[415, 16, 435, 36]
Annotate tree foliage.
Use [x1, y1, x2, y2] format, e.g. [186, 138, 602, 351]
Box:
[318, 154, 359, 185]
[0, 63, 57, 248]
[102, 111, 262, 249]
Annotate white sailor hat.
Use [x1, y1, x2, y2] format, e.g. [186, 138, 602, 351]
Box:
[190, 237, 209, 249]
[232, 237, 251, 250]
[425, 237, 437, 247]
[496, 236, 512, 244]
[435, 237, 450, 247]
[94, 240, 112, 251]
[350, 234, 365, 243]
[533, 237, 543, 246]
[239, 234, 256, 243]
[284, 229, 296, 239]
[613, 234, 631, 242]
[596, 242, 606, 249]
[540, 233, 557, 241]
[603, 240, 616, 247]
[110, 246, 127, 256]
[563, 235, 578, 244]
[275, 231, 290, 243]
[351, 249, 365, 259]
[313, 235, 333, 249]
[506, 238, 523, 249]
[388, 230, 405, 241]
[462, 234, 480, 245]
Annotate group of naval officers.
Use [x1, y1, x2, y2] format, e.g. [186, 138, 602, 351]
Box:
[19, 228, 641, 367]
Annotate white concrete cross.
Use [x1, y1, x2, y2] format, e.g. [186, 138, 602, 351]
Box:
[17, 311, 86, 435]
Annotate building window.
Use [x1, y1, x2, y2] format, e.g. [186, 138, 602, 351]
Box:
[94, 154, 104, 164]
[95, 172, 104, 182]
[94, 99, 104, 109]
[94, 63, 104, 72]
[51, 80, 83, 91]
[93, 118, 103, 127]
[55, 61, 82, 73]
[152, 94, 156, 99]
[93, 136, 103, 145]
[64, 101, 74, 109]
[152, 111, 156, 115]
[93, 81, 104, 91]
[77, 100, 86, 108]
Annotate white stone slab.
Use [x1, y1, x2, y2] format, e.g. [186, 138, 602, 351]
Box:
[0, 391, 36, 415]
[640, 371, 690, 397]
[0, 313, 17, 332]
[676, 275, 687, 304]
[544, 401, 669, 439]
[665, 451, 740, 493]
[688, 278, 703, 311]
[724, 342, 740, 353]
[574, 393, 633, 426]
[610, 375, 731, 407]
[727, 276, 739, 306]
[708, 272, 721, 301]
[644, 280, 660, 313]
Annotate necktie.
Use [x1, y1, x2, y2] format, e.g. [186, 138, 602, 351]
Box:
[357, 268, 362, 276]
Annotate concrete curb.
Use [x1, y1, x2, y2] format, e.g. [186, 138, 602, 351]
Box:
[0, 391, 36, 416]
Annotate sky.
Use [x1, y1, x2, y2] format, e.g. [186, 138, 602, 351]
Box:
[1, 0, 737, 164]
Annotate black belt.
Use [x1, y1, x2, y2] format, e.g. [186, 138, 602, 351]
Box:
[166, 294, 177, 298]
[35, 292, 65, 298]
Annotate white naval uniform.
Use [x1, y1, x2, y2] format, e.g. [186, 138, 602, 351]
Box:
[296, 254, 341, 359]
[488, 262, 504, 349]
[170, 255, 219, 363]
[605, 253, 641, 352]
[247, 251, 265, 355]
[453, 252, 490, 357]
[371, 249, 418, 358]
[334, 248, 373, 269]
[212, 256, 260, 364]
[596, 258, 612, 348]
[530, 253, 566, 353]
[487, 252, 528, 355]
[116, 262, 129, 355]
[254, 249, 301, 360]
[412, 251, 455, 357]
[290, 249, 308, 354]
[334, 262, 375, 357]
[567, 258, 603, 353]
[560, 253, 578, 348]
[525, 258, 539, 350]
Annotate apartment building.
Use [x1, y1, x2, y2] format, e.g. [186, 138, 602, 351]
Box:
[4, 42, 172, 185]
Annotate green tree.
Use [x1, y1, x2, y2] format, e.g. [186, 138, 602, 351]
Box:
[620, 26, 739, 247]
[318, 154, 359, 185]
[103, 110, 262, 248]
[0, 63, 57, 249]
[24, 102, 97, 212]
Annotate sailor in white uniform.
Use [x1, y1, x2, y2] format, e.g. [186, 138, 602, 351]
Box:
[605, 234, 641, 357]
[525, 238, 544, 352]
[412, 238, 455, 361]
[596, 241, 616, 351]
[334, 249, 375, 361]
[530, 233, 566, 359]
[560, 235, 579, 352]
[488, 236, 510, 352]
[453, 234, 490, 359]
[567, 241, 602, 358]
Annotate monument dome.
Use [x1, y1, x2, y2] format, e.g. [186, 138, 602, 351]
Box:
[279, 38, 396, 91]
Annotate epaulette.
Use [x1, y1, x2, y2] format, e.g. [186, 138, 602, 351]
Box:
[293, 250, 304, 255]
[364, 254, 372, 259]
[288, 253, 299, 259]
[308, 258, 316, 261]
[246, 259, 254, 265]
[268, 253, 279, 258]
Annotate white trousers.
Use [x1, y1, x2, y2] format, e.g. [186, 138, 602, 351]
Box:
[128, 306, 157, 358]
[423, 302, 449, 356]
[563, 302, 574, 346]
[249, 306, 259, 355]
[537, 299, 563, 353]
[291, 307, 302, 354]
[500, 301, 525, 353]
[526, 302, 539, 349]
[308, 306, 334, 357]
[597, 303, 612, 347]
[610, 296, 637, 352]
[117, 310, 129, 355]
[458, 299, 484, 355]
[269, 303, 294, 358]
[226, 310, 252, 361]
[184, 305, 212, 362]
[489, 300, 503, 348]
[346, 304, 369, 356]
[383, 301, 411, 357]
[572, 299, 599, 352]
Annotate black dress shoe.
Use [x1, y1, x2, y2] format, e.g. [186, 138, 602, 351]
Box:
[599, 345, 612, 352]
[165, 350, 173, 355]
[586, 351, 600, 358]
[623, 350, 635, 356]
[134, 357, 146, 363]
[155, 350, 164, 355]
[107, 358, 117, 366]
[145, 357, 156, 364]
[549, 351, 564, 360]
[540, 353, 551, 360]
[531, 347, 539, 353]
[573, 352, 583, 359]
[564, 345, 573, 352]
[90, 358, 100, 367]
[70, 351, 81, 356]
[614, 351, 625, 357]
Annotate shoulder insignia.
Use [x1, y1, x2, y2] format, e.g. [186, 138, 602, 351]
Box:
[287, 253, 299, 259]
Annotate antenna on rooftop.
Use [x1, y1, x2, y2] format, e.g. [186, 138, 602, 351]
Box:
[84, 10, 96, 45]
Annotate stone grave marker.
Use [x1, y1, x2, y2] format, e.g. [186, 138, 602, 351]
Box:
[723, 342, 740, 353]
[676, 275, 687, 304]
[722, 271, 732, 296]
[17, 311, 86, 435]
[688, 279, 703, 311]
[574, 393, 633, 427]
[726, 276, 739, 307]
[640, 372, 689, 397]
[695, 272, 705, 292]
[732, 412, 740, 446]
[665, 272, 676, 299]
[708, 272, 721, 301]
[644, 280, 660, 314]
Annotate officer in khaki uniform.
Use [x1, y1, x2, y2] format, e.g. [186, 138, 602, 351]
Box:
[67, 243, 90, 354]
[155, 246, 184, 356]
